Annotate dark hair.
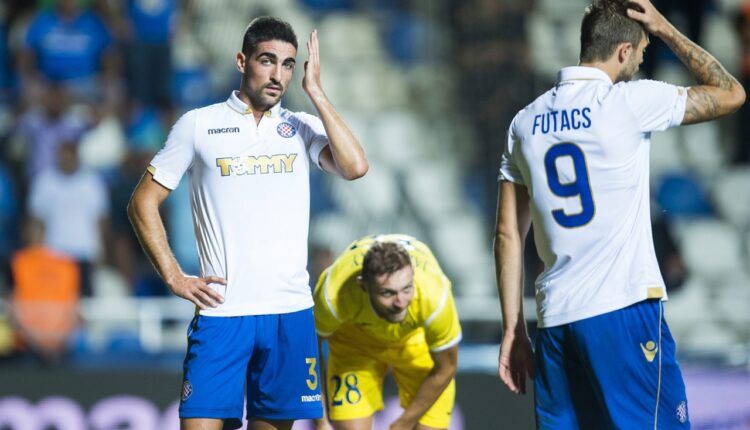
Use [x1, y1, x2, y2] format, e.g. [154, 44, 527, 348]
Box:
[242, 16, 298, 56]
[361, 242, 412, 286]
[580, 0, 646, 63]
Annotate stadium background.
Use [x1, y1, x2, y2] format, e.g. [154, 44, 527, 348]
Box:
[0, 0, 748, 428]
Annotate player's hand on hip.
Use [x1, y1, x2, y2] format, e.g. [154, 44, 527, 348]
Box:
[168, 274, 226, 310]
[626, 0, 669, 37]
[303, 30, 324, 98]
[498, 332, 534, 395]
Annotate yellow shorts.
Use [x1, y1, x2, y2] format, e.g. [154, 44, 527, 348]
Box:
[325, 335, 455, 429]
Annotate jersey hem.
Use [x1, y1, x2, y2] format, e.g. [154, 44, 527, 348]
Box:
[198, 297, 313, 317]
[537, 286, 667, 328]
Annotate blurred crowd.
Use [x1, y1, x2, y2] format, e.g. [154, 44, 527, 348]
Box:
[0, 0, 253, 362]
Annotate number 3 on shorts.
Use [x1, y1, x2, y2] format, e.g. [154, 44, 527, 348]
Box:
[330, 373, 362, 406]
[305, 358, 318, 390]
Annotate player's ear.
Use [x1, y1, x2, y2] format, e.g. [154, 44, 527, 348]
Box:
[356, 275, 366, 292]
[617, 42, 632, 65]
[236, 52, 246, 73]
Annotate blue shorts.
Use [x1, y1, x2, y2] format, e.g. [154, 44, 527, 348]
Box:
[534, 299, 690, 430]
[179, 307, 323, 427]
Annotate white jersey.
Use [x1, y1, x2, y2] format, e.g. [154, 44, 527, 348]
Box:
[499, 66, 687, 328]
[149, 91, 329, 316]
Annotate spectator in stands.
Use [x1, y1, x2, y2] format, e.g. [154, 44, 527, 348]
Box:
[9, 220, 80, 364]
[122, 0, 177, 109]
[27, 140, 110, 297]
[13, 84, 88, 179]
[18, 0, 117, 104]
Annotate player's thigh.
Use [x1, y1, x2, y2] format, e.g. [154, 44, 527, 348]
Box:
[326, 339, 387, 421]
[415, 424, 445, 430]
[330, 416, 373, 430]
[180, 316, 254, 425]
[180, 418, 223, 430]
[247, 308, 323, 421]
[390, 347, 455, 429]
[247, 418, 294, 430]
[571, 299, 689, 429]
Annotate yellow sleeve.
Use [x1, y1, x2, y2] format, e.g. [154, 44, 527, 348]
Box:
[312, 268, 343, 337]
[422, 275, 462, 352]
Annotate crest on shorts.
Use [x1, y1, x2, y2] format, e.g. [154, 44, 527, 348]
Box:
[181, 380, 193, 402]
[676, 401, 688, 423]
[277, 122, 297, 138]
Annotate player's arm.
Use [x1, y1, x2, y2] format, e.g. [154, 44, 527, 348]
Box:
[127, 171, 225, 309]
[494, 180, 534, 394]
[627, 0, 745, 124]
[389, 346, 458, 430]
[302, 30, 368, 180]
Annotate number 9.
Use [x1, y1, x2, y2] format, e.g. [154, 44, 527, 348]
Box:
[544, 143, 595, 228]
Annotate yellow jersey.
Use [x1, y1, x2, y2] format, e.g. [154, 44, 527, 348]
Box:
[313, 234, 462, 352]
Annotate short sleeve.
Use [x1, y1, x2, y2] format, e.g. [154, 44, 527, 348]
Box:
[291, 112, 329, 170]
[312, 268, 343, 337]
[423, 276, 462, 352]
[623, 80, 687, 132]
[498, 116, 525, 184]
[148, 110, 196, 190]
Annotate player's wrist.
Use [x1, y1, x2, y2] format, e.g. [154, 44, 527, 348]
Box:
[305, 86, 326, 101]
[651, 18, 673, 39]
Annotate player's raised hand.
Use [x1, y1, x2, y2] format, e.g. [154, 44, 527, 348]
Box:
[498, 332, 534, 395]
[303, 30, 324, 98]
[625, 0, 669, 36]
[168, 274, 226, 310]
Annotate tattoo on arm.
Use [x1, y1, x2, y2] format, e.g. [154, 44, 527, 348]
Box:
[662, 26, 735, 90]
[660, 26, 742, 124]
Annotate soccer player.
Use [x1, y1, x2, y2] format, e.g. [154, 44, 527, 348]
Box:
[494, 0, 744, 428]
[313, 234, 461, 430]
[127, 17, 368, 430]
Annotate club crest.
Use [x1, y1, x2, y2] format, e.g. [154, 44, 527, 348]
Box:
[277, 122, 297, 138]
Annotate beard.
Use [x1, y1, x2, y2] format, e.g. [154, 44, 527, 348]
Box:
[615, 59, 639, 83]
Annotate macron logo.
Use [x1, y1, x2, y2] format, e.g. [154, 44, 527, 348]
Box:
[208, 127, 240, 135]
[300, 394, 321, 403]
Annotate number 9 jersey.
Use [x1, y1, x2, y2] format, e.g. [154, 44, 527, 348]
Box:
[498, 66, 688, 328]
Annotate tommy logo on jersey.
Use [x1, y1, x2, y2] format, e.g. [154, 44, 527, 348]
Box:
[277, 122, 297, 138]
[216, 154, 297, 176]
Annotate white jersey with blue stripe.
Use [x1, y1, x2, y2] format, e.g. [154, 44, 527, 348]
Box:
[499, 66, 687, 328]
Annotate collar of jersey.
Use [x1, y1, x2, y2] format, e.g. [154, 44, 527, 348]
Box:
[557, 66, 613, 85]
[226, 90, 281, 118]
